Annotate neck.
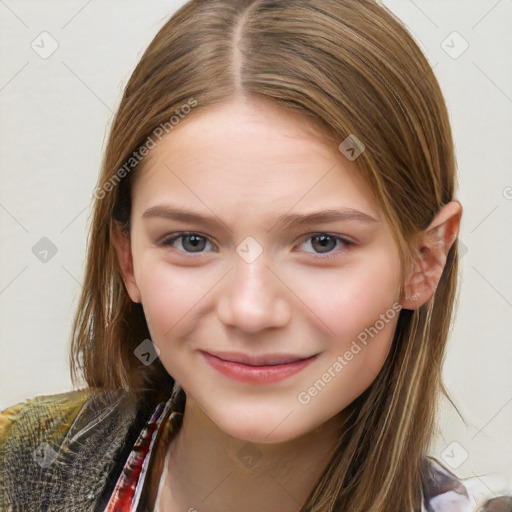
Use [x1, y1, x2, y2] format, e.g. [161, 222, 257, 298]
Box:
[155, 396, 346, 512]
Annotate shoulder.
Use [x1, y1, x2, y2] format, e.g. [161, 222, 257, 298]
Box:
[0, 386, 137, 456]
[421, 456, 475, 512]
[0, 387, 143, 511]
[0, 389, 92, 445]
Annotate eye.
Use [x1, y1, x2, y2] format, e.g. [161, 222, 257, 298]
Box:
[158, 232, 216, 254]
[297, 233, 354, 259]
[157, 231, 354, 259]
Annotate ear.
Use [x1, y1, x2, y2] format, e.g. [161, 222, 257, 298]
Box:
[399, 200, 462, 310]
[112, 224, 142, 304]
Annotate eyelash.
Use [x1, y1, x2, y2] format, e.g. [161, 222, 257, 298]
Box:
[157, 232, 355, 260]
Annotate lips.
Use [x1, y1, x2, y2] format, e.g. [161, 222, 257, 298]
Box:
[203, 350, 313, 366]
[200, 350, 318, 384]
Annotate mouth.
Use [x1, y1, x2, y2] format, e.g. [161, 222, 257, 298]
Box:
[199, 350, 318, 384]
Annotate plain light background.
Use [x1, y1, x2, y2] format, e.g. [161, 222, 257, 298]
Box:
[1, 0, 511, 506]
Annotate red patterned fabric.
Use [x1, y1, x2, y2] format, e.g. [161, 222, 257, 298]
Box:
[104, 397, 176, 512]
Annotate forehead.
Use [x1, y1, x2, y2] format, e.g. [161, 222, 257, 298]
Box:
[131, 95, 378, 219]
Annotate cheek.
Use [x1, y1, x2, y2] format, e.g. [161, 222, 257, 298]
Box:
[135, 257, 202, 338]
[296, 251, 402, 344]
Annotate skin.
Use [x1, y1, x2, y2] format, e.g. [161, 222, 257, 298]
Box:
[114, 93, 462, 512]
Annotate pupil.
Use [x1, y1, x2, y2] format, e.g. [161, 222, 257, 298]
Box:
[313, 235, 335, 253]
[184, 235, 205, 252]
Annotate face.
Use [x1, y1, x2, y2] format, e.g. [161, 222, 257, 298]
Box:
[119, 95, 405, 444]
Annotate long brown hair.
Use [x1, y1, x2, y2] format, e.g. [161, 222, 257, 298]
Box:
[70, 1, 462, 510]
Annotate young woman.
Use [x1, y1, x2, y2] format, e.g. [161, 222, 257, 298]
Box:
[3, 1, 507, 511]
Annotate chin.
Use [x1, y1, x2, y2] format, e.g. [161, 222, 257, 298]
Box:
[183, 385, 321, 444]
[210, 407, 312, 445]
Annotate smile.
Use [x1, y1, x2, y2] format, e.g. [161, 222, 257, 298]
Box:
[200, 350, 318, 384]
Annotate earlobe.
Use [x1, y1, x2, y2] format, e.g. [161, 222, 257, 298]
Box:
[399, 201, 462, 310]
[112, 224, 142, 304]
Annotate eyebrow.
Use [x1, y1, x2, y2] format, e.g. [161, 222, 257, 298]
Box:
[142, 205, 379, 231]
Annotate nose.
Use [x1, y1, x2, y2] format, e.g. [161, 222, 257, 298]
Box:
[216, 250, 292, 333]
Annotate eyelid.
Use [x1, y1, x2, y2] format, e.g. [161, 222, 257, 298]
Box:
[297, 232, 356, 247]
